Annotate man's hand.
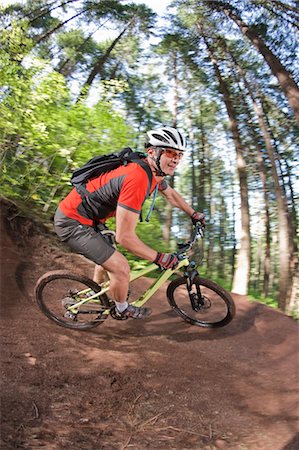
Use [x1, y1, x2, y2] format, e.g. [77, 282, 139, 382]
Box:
[154, 252, 179, 270]
[191, 211, 206, 227]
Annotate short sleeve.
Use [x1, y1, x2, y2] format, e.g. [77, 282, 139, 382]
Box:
[117, 167, 149, 214]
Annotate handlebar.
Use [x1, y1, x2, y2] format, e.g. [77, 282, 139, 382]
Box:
[176, 223, 204, 257]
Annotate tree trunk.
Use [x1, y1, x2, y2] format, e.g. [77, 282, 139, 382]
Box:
[232, 69, 272, 297]
[268, 0, 299, 15]
[202, 35, 251, 295]
[58, 26, 102, 76]
[186, 100, 197, 208]
[228, 46, 292, 307]
[218, 188, 226, 279]
[260, 105, 291, 309]
[35, 7, 91, 44]
[163, 51, 179, 245]
[206, 196, 215, 278]
[28, 0, 80, 26]
[198, 100, 206, 212]
[227, 143, 237, 287]
[77, 24, 130, 101]
[218, 3, 299, 126]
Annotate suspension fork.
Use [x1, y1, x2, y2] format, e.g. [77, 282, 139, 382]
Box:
[184, 262, 203, 311]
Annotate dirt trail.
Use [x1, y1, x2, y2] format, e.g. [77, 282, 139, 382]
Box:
[1, 199, 299, 450]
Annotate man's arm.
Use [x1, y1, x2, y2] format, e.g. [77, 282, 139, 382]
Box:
[161, 185, 195, 217]
[115, 205, 157, 261]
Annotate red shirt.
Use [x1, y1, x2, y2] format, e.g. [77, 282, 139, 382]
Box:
[59, 162, 165, 226]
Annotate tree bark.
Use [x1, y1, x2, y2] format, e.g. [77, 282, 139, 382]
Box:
[57, 26, 102, 76]
[35, 7, 91, 44]
[203, 34, 251, 295]
[231, 65, 272, 297]
[28, 0, 80, 26]
[163, 51, 179, 244]
[267, 0, 299, 15]
[77, 24, 130, 101]
[226, 43, 293, 308]
[198, 100, 206, 212]
[218, 2, 299, 126]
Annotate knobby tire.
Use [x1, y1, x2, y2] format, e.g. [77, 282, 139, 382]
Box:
[35, 270, 110, 330]
[167, 276, 235, 328]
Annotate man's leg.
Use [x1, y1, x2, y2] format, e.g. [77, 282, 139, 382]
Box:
[101, 251, 151, 318]
[54, 217, 150, 318]
[93, 265, 109, 284]
[100, 250, 130, 302]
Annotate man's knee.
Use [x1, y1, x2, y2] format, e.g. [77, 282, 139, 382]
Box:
[117, 263, 130, 282]
[102, 251, 130, 280]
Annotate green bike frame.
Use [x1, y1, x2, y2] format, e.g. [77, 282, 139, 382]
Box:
[67, 257, 190, 315]
[130, 258, 189, 307]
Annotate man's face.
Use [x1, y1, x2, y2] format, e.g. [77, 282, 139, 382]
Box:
[150, 147, 184, 176]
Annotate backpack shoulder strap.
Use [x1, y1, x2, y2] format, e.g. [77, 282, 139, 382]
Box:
[134, 159, 153, 197]
[131, 158, 154, 223]
[127, 154, 153, 197]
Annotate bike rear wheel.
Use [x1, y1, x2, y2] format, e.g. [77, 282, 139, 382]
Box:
[167, 276, 235, 328]
[35, 270, 111, 330]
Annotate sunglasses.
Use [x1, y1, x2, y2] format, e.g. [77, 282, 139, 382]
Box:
[161, 148, 184, 160]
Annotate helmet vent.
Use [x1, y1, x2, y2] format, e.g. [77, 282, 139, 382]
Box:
[152, 133, 168, 143]
[163, 129, 177, 144]
[177, 130, 184, 145]
[146, 126, 187, 151]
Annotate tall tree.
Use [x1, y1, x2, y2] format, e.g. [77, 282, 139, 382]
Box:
[77, 3, 156, 100]
[202, 34, 251, 295]
[218, 38, 293, 304]
[209, 1, 299, 126]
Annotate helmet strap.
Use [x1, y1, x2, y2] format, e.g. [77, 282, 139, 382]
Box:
[148, 148, 166, 177]
[156, 149, 167, 176]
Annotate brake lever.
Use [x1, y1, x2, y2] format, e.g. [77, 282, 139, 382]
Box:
[177, 242, 190, 250]
[176, 241, 191, 257]
[195, 223, 204, 238]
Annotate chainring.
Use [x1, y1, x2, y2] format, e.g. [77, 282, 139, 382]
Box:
[109, 306, 129, 320]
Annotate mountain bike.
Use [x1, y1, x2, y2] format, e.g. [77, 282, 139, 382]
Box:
[35, 224, 235, 330]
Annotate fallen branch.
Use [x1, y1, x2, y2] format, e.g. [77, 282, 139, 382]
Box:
[138, 412, 164, 428]
[32, 401, 40, 419]
[158, 425, 209, 438]
[120, 433, 132, 450]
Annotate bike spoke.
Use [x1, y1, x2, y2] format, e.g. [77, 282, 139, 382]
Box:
[167, 276, 235, 328]
[36, 271, 111, 329]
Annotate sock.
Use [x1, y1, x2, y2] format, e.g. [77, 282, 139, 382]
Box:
[115, 301, 128, 313]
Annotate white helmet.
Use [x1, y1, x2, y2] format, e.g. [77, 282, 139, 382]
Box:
[146, 126, 187, 151]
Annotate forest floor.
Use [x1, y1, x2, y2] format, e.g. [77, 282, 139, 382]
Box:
[0, 198, 299, 450]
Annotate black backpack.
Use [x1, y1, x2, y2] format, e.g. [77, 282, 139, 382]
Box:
[71, 147, 154, 224]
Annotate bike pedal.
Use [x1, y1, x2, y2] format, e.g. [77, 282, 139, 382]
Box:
[109, 306, 129, 321]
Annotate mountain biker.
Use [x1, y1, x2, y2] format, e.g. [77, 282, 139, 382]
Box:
[54, 126, 206, 319]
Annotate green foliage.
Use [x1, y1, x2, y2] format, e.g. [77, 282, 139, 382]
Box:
[0, 25, 133, 214]
[195, 265, 232, 291]
[247, 291, 279, 311]
[1, 1, 298, 313]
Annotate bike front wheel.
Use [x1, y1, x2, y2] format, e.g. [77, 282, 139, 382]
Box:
[35, 271, 111, 330]
[167, 276, 235, 328]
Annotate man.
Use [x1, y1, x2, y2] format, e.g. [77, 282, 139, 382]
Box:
[54, 126, 205, 319]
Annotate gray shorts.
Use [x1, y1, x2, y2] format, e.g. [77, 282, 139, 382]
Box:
[54, 208, 115, 265]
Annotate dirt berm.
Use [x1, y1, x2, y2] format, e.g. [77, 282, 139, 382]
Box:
[0, 198, 298, 450]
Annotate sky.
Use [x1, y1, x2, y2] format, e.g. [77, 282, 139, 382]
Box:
[1, 0, 172, 13]
[131, 0, 171, 15]
[1, 0, 172, 35]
